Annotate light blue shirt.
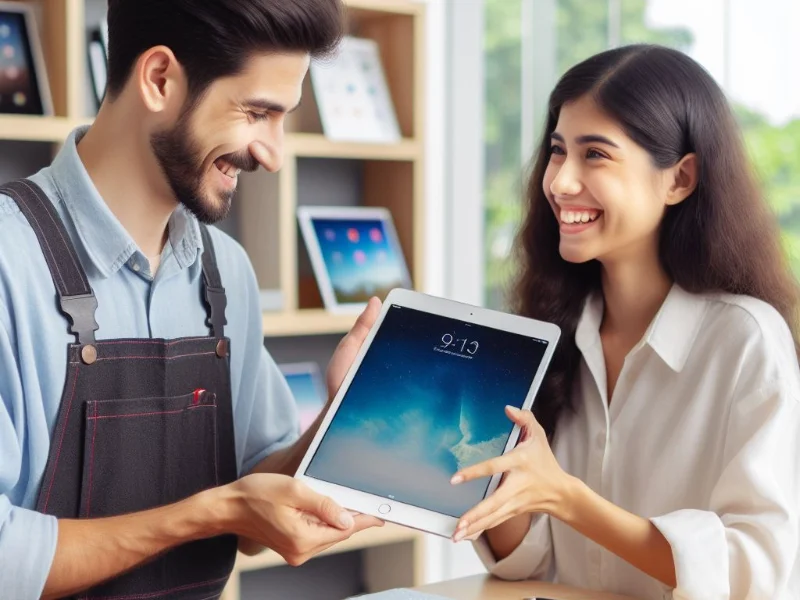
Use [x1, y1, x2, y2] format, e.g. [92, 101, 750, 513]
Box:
[0, 127, 300, 599]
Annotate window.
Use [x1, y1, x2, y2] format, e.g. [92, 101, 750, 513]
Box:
[483, 0, 800, 308]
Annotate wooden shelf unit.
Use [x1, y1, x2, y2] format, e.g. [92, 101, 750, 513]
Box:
[1, 0, 430, 598]
[243, 0, 428, 337]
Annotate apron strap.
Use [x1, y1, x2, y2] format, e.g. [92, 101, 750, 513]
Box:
[199, 224, 227, 339]
[0, 179, 228, 343]
[0, 179, 99, 345]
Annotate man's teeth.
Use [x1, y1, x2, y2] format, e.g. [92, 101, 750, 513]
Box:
[216, 160, 241, 178]
[561, 210, 600, 224]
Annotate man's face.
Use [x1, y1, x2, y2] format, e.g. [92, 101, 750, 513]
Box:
[150, 52, 310, 224]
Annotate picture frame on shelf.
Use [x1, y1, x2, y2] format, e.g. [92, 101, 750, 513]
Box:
[310, 36, 401, 144]
[278, 362, 327, 433]
[0, 2, 53, 116]
[297, 205, 412, 314]
[87, 19, 109, 109]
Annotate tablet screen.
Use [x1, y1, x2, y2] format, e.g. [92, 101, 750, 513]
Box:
[305, 304, 549, 518]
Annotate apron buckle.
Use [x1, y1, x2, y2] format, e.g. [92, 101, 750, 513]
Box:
[60, 292, 99, 345]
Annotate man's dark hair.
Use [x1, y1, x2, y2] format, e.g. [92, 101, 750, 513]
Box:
[105, 0, 344, 100]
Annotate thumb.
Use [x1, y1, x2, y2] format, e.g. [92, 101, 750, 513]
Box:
[347, 296, 382, 344]
[505, 405, 536, 441]
[292, 484, 354, 530]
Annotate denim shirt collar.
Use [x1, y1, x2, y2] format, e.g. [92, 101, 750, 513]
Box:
[46, 126, 203, 278]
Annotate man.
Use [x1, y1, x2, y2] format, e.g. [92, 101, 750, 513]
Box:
[0, 1, 384, 598]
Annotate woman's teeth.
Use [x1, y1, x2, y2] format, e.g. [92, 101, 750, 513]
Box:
[561, 210, 600, 224]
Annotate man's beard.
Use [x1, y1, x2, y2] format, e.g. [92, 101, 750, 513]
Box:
[150, 108, 259, 224]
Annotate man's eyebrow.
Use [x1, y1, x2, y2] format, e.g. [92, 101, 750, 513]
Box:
[550, 131, 620, 148]
[244, 99, 302, 114]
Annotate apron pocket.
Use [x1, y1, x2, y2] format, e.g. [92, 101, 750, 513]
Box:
[78, 391, 220, 519]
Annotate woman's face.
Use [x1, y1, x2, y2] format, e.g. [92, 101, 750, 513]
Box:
[543, 95, 686, 266]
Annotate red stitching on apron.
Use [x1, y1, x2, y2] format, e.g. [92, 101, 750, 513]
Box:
[87, 405, 217, 421]
[42, 364, 80, 512]
[93, 351, 216, 362]
[95, 338, 210, 347]
[85, 405, 217, 521]
[82, 574, 230, 600]
[87, 401, 98, 516]
[212, 410, 219, 486]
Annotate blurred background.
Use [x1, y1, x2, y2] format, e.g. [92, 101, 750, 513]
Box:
[0, 0, 797, 597]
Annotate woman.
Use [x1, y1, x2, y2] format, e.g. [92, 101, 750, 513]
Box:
[450, 44, 800, 599]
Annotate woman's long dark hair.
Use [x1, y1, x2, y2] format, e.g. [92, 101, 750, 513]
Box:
[514, 44, 800, 439]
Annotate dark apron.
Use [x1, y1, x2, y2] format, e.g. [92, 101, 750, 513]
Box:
[1, 180, 239, 600]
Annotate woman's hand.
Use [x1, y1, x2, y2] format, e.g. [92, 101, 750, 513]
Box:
[450, 405, 576, 541]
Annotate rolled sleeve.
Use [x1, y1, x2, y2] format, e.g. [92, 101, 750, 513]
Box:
[651, 384, 800, 599]
[0, 496, 58, 599]
[472, 513, 553, 581]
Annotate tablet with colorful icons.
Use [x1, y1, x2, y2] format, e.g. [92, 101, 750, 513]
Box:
[297, 205, 412, 313]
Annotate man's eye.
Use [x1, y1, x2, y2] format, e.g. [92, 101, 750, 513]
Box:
[248, 112, 269, 122]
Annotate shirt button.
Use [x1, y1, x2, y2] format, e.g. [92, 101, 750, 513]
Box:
[132, 262, 141, 272]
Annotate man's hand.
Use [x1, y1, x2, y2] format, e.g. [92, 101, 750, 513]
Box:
[222, 473, 383, 566]
[326, 297, 382, 401]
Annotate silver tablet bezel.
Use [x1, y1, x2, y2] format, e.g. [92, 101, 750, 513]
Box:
[295, 288, 561, 538]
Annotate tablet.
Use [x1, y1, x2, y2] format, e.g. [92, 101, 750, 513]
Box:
[278, 362, 327, 433]
[297, 205, 412, 314]
[295, 288, 560, 538]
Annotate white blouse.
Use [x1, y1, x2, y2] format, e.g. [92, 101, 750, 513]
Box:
[474, 284, 800, 600]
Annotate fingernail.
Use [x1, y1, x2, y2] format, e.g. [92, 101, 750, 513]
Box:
[338, 511, 354, 529]
[453, 529, 466, 542]
[506, 405, 520, 414]
[450, 474, 463, 485]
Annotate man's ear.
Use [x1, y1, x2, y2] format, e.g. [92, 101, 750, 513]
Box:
[665, 153, 698, 206]
[136, 45, 187, 115]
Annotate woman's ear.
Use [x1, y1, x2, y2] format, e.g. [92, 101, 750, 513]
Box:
[666, 153, 698, 206]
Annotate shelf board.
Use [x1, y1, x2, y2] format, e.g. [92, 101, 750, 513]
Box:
[344, 0, 424, 15]
[0, 115, 79, 143]
[233, 524, 423, 572]
[287, 133, 419, 161]
[262, 309, 357, 337]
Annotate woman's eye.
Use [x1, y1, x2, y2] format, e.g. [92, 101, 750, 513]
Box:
[586, 148, 605, 159]
[550, 145, 565, 155]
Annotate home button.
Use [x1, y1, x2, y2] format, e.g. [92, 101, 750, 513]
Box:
[378, 504, 391, 515]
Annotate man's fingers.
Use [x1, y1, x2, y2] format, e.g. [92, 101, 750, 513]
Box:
[352, 514, 385, 532]
[345, 297, 381, 346]
[290, 481, 353, 530]
[285, 510, 384, 566]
